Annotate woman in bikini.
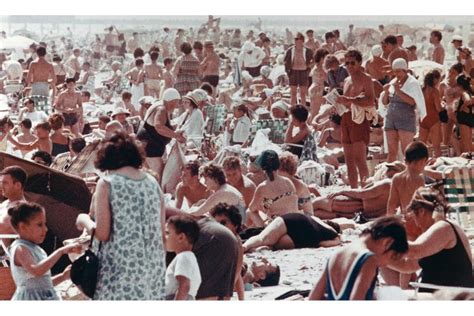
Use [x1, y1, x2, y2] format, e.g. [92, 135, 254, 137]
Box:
[309, 216, 408, 300]
[278, 151, 313, 215]
[247, 150, 302, 228]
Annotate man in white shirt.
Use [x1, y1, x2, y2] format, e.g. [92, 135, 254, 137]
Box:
[238, 42, 265, 78]
[18, 97, 48, 127]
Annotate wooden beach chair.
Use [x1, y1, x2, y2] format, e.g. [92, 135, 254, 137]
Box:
[24, 95, 52, 115]
[442, 165, 474, 231]
[0, 234, 18, 300]
[204, 104, 228, 135]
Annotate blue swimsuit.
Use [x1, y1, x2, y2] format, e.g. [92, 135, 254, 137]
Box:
[325, 251, 377, 300]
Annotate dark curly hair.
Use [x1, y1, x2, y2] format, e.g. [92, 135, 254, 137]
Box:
[8, 202, 44, 229]
[210, 203, 243, 233]
[361, 216, 408, 254]
[94, 132, 144, 171]
[200, 163, 226, 185]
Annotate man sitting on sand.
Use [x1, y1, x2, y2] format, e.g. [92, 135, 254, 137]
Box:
[175, 160, 211, 209]
[312, 161, 405, 219]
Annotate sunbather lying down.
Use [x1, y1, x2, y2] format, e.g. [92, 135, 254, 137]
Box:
[242, 213, 355, 252]
[312, 162, 405, 220]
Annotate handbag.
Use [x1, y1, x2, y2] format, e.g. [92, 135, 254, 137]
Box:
[438, 109, 448, 123]
[70, 230, 100, 299]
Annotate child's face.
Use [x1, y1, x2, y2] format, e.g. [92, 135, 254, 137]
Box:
[18, 211, 48, 244]
[165, 223, 184, 252]
[165, 63, 172, 71]
[233, 109, 243, 118]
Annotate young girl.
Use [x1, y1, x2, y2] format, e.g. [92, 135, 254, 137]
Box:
[226, 103, 251, 146]
[8, 202, 80, 300]
[165, 215, 201, 300]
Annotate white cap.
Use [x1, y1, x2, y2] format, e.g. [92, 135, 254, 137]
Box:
[192, 89, 208, 102]
[452, 35, 463, 42]
[371, 44, 383, 57]
[162, 88, 181, 102]
[260, 65, 271, 78]
[392, 58, 408, 71]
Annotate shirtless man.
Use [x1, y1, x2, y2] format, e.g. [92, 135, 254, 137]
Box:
[384, 141, 428, 288]
[430, 30, 445, 65]
[174, 29, 185, 54]
[66, 48, 82, 81]
[0, 166, 27, 247]
[365, 45, 390, 85]
[305, 29, 320, 52]
[175, 160, 211, 209]
[383, 35, 409, 65]
[387, 141, 428, 236]
[440, 63, 464, 146]
[284, 32, 313, 106]
[223, 156, 256, 208]
[313, 161, 405, 219]
[163, 58, 175, 90]
[25, 46, 56, 98]
[53, 77, 83, 135]
[144, 51, 163, 98]
[200, 40, 220, 88]
[336, 50, 375, 188]
[127, 32, 140, 53]
[104, 26, 119, 57]
[321, 32, 337, 54]
[8, 121, 53, 154]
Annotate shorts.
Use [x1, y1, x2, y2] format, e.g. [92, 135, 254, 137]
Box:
[62, 112, 79, 126]
[384, 102, 416, 133]
[289, 69, 309, 87]
[244, 66, 261, 78]
[145, 79, 161, 91]
[202, 75, 219, 87]
[31, 82, 49, 97]
[340, 111, 370, 145]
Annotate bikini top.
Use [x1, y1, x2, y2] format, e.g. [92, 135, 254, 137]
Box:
[262, 191, 293, 210]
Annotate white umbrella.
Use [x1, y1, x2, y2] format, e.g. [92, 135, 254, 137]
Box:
[0, 35, 37, 50]
[408, 60, 446, 81]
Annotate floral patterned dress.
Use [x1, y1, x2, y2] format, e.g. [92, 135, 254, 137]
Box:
[93, 172, 166, 300]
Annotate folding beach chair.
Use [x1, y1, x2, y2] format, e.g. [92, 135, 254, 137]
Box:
[204, 104, 228, 135]
[442, 165, 474, 231]
[0, 234, 18, 300]
[247, 118, 289, 145]
[27, 95, 52, 115]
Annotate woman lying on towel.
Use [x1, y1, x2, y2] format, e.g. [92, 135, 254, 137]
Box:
[387, 187, 474, 292]
[243, 212, 344, 252]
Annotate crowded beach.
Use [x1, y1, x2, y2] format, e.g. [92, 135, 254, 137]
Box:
[0, 15, 474, 301]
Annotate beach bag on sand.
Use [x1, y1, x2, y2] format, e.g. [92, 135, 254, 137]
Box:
[71, 230, 100, 299]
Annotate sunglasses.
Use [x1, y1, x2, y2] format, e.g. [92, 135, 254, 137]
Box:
[345, 61, 357, 66]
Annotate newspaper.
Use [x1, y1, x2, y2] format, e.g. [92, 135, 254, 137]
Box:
[324, 89, 349, 115]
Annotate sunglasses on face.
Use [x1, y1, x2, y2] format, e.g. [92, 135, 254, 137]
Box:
[345, 61, 357, 66]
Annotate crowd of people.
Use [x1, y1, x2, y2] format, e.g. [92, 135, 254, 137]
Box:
[0, 15, 474, 301]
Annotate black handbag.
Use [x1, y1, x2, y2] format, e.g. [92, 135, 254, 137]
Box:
[70, 230, 100, 299]
[438, 109, 449, 123]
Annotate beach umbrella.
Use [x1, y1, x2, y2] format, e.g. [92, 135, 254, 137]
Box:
[385, 24, 412, 36]
[12, 29, 39, 41]
[408, 60, 446, 81]
[0, 152, 91, 246]
[0, 35, 37, 50]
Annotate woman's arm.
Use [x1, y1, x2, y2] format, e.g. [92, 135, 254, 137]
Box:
[319, 236, 341, 248]
[406, 222, 453, 260]
[387, 257, 420, 274]
[235, 243, 245, 300]
[189, 192, 219, 217]
[285, 125, 309, 144]
[94, 178, 112, 241]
